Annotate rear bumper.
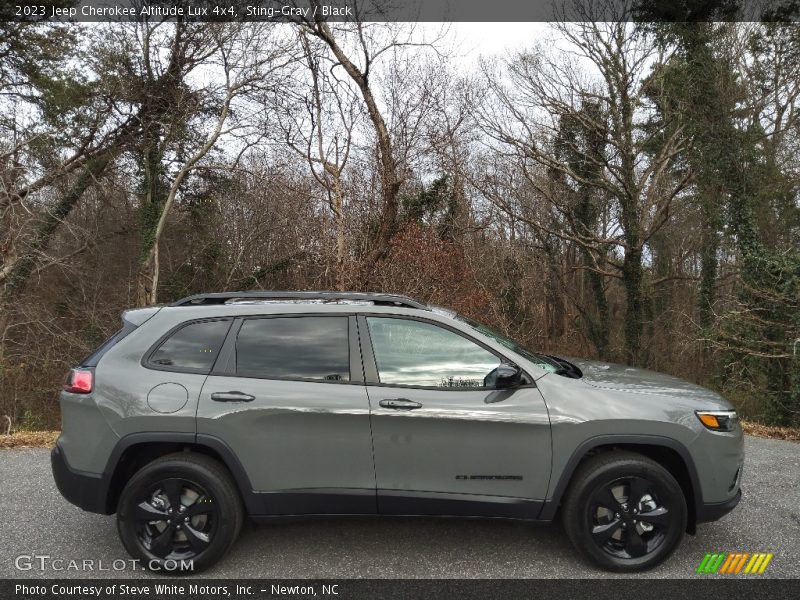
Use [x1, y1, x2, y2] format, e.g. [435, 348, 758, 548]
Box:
[696, 488, 742, 523]
[51, 443, 112, 515]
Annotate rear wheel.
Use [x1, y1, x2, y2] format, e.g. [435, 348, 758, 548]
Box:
[116, 452, 243, 574]
[562, 451, 687, 572]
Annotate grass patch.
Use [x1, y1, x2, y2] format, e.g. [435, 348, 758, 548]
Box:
[0, 430, 59, 449]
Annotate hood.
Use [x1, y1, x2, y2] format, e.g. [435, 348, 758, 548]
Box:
[568, 358, 731, 407]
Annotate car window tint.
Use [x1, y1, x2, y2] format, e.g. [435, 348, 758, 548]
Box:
[149, 319, 230, 372]
[236, 317, 350, 382]
[367, 317, 500, 388]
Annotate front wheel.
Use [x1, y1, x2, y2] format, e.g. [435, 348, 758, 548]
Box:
[562, 451, 687, 572]
[116, 452, 243, 574]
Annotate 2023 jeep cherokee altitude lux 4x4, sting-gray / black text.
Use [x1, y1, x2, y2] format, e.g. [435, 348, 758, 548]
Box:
[51, 291, 743, 573]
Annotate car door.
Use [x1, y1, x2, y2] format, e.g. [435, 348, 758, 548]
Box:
[360, 314, 551, 518]
[197, 313, 376, 515]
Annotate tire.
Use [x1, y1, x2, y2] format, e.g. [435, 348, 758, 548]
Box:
[562, 450, 687, 572]
[116, 452, 243, 574]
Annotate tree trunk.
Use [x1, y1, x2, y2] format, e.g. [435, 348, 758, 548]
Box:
[307, 16, 400, 282]
[622, 246, 644, 365]
[698, 193, 720, 330]
[135, 138, 167, 306]
[583, 258, 610, 359]
[333, 174, 347, 291]
[137, 85, 233, 305]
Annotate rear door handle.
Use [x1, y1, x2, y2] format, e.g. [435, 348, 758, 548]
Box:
[379, 398, 422, 410]
[211, 391, 255, 403]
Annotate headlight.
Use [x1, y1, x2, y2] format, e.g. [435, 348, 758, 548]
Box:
[696, 410, 738, 432]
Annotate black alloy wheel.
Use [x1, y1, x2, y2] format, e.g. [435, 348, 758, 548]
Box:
[562, 451, 687, 572]
[117, 453, 243, 574]
[588, 476, 671, 559]
[133, 478, 218, 561]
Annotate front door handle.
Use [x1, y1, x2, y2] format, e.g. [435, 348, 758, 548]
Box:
[211, 391, 255, 403]
[379, 398, 422, 410]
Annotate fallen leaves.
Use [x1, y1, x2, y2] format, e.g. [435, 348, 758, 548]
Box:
[0, 430, 59, 449]
[741, 420, 800, 442]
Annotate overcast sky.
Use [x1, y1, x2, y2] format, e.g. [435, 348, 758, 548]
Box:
[440, 22, 552, 64]
[451, 22, 550, 57]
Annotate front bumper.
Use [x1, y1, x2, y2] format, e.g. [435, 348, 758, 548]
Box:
[696, 487, 742, 523]
[51, 443, 112, 514]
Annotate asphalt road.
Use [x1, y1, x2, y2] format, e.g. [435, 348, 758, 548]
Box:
[1, 435, 798, 579]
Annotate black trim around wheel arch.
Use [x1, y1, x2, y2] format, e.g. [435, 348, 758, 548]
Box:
[537, 434, 704, 522]
[96, 431, 261, 515]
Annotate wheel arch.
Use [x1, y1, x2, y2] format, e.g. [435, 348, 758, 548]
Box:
[103, 433, 258, 515]
[539, 435, 701, 533]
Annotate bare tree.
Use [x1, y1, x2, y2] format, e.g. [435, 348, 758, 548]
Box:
[298, 3, 440, 281]
[275, 30, 358, 290]
[134, 23, 295, 304]
[478, 21, 690, 364]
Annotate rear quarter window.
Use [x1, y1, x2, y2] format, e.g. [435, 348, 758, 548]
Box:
[147, 319, 232, 373]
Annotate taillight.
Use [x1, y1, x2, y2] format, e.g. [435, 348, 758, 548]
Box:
[64, 368, 93, 394]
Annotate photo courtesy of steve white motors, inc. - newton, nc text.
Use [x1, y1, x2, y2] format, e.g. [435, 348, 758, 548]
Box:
[1, 0, 800, 599]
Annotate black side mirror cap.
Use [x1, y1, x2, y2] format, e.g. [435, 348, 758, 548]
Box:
[495, 362, 522, 389]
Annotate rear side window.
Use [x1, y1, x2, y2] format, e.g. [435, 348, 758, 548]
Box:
[235, 316, 350, 382]
[148, 319, 231, 372]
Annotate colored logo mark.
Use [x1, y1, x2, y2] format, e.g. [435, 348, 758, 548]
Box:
[696, 552, 773, 574]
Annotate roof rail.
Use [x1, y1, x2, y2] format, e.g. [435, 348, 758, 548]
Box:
[169, 291, 429, 310]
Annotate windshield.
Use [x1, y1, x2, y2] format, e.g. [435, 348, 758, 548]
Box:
[459, 317, 561, 374]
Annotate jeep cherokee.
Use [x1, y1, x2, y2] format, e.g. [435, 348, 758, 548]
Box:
[51, 291, 743, 573]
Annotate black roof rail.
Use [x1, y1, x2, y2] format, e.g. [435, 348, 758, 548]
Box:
[169, 291, 430, 310]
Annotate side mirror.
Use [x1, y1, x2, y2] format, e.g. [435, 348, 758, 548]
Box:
[495, 363, 522, 389]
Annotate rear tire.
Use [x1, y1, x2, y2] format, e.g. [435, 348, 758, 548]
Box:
[562, 451, 687, 572]
[116, 452, 243, 574]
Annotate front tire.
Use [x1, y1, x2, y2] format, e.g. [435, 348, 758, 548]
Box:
[562, 451, 687, 572]
[116, 452, 243, 574]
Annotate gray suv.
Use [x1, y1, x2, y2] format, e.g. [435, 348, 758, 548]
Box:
[51, 291, 743, 573]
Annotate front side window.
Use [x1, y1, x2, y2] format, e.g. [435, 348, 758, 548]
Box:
[367, 317, 501, 388]
[149, 319, 230, 372]
[236, 316, 350, 382]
